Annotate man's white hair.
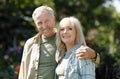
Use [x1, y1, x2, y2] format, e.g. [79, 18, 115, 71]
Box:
[32, 6, 55, 20]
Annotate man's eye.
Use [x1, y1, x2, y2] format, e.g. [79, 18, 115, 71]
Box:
[38, 22, 42, 25]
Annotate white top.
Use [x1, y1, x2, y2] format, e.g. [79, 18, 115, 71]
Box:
[56, 52, 72, 79]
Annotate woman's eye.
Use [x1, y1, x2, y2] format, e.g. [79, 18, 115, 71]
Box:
[60, 28, 64, 31]
[69, 28, 72, 30]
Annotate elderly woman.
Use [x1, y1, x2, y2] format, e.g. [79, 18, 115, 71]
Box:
[55, 17, 95, 79]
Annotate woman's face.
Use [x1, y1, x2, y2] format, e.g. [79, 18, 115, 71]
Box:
[59, 19, 76, 45]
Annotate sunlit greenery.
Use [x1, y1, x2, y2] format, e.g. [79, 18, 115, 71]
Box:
[0, 0, 120, 79]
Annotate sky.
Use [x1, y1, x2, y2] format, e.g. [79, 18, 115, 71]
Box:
[112, 0, 120, 12]
[105, 0, 120, 12]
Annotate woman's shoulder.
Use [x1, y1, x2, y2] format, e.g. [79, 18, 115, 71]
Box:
[71, 44, 81, 53]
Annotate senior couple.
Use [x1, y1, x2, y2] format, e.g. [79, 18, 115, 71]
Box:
[18, 6, 100, 79]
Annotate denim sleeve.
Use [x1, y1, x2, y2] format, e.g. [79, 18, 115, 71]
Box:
[77, 59, 96, 79]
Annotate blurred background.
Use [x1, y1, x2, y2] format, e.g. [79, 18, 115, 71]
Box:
[0, 0, 120, 79]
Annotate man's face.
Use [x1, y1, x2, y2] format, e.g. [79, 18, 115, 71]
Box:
[34, 10, 55, 38]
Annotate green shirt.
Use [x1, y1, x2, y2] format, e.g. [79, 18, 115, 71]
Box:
[37, 34, 57, 79]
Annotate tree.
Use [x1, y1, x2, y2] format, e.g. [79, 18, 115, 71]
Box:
[0, 0, 120, 79]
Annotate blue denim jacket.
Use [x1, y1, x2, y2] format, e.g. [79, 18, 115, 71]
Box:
[64, 45, 95, 79]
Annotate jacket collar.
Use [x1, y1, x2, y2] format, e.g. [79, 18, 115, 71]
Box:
[33, 32, 42, 44]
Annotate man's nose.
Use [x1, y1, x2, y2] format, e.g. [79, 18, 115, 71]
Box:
[41, 23, 47, 29]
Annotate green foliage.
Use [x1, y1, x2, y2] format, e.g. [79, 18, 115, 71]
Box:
[0, 0, 55, 79]
[0, 0, 120, 79]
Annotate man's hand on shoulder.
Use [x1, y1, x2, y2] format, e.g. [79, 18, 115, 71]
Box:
[76, 45, 96, 59]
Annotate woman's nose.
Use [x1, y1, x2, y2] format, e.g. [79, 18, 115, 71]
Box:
[63, 29, 67, 33]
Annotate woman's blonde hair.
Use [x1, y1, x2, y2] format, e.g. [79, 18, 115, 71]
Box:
[56, 16, 86, 62]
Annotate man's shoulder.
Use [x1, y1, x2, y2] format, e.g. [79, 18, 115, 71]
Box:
[25, 33, 41, 46]
[24, 35, 37, 48]
[26, 36, 35, 44]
